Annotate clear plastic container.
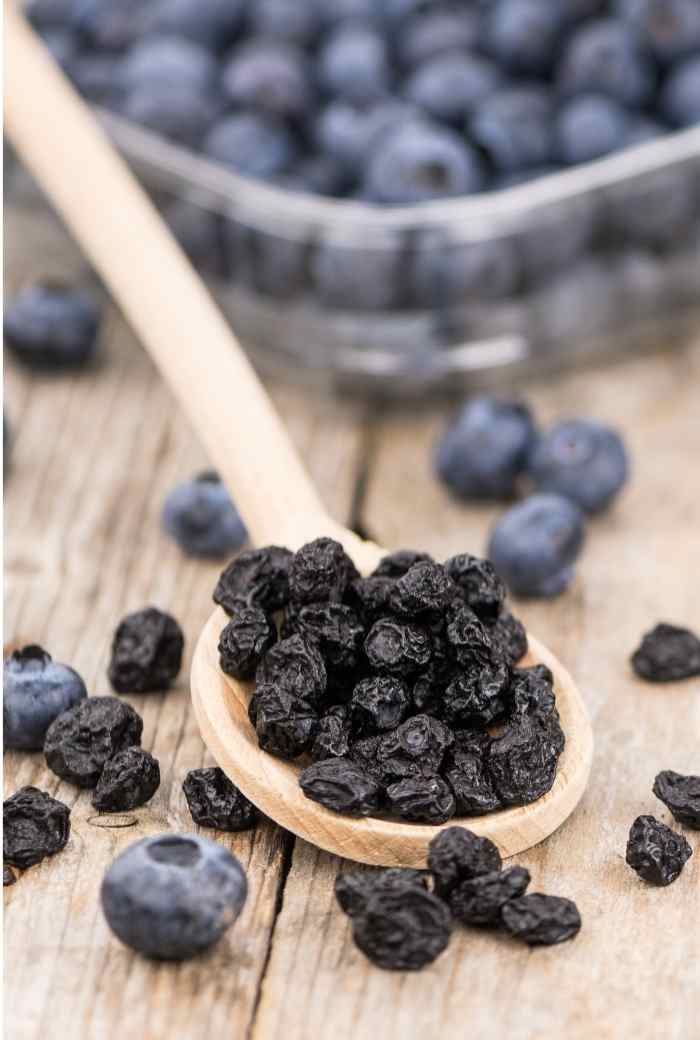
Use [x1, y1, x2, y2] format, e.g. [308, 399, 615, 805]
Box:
[106, 113, 700, 393]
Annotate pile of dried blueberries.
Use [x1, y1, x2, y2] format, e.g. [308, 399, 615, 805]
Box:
[214, 538, 566, 823]
[336, 826, 581, 971]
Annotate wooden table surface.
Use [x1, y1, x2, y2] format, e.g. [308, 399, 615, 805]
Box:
[4, 197, 699, 1040]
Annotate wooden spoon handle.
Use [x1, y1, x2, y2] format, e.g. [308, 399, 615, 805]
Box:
[3, 5, 329, 549]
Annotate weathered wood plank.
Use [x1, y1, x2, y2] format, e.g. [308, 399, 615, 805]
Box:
[4, 203, 366, 1040]
[253, 340, 700, 1040]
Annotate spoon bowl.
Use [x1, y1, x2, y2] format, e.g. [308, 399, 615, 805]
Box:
[192, 605, 593, 866]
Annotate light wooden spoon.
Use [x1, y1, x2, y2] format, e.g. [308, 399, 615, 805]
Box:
[5, 7, 593, 866]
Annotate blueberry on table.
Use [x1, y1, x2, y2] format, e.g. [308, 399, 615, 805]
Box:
[214, 546, 293, 614]
[557, 17, 655, 107]
[108, 607, 184, 694]
[449, 865, 531, 926]
[118, 36, 218, 93]
[4, 282, 101, 371]
[92, 747, 161, 813]
[101, 833, 247, 961]
[299, 757, 383, 816]
[527, 418, 629, 514]
[3, 786, 70, 869]
[661, 56, 700, 127]
[502, 893, 582, 945]
[653, 771, 700, 830]
[482, 0, 565, 76]
[385, 775, 456, 823]
[631, 623, 700, 682]
[183, 767, 258, 831]
[218, 608, 277, 681]
[626, 815, 693, 885]
[221, 39, 312, 121]
[318, 21, 391, 105]
[435, 397, 537, 501]
[427, 826, 503, 900]
[335, 868, 428, 918]
[3, 645, 87, 750]
[555, 94, 630, 165]
[44, 696, 143, 788]
[203, 113, 298, 180]
[405, 52, 502, 124]
[488, 493, 585, 598]
[351, 886, 452, 971]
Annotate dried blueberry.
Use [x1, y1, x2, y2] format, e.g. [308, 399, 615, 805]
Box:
[445, 554, 507, 621]
[385, 776, 456, 824]
[445, 606, 498, 669]
[378, 715, 453, 781]
[108, 607, 184, 694]
[4, 786, 70, 868]
[336, 868, 428, 917]
[256, 634, 326, 709]
[508, 666, 557, 723]
[214, 546, 293, 614]
[428, 826, 502, 899]
[372, 550, 434, 579]
[162, 471, 246, 559]
[347, 576, 395, 625]
[311, 705, 352, 762]
[502, 893, 581, 945]
[299, 757, 382, 816]
[290, 537, 358, 606]
[293, 603, 365, 672]
[391, 562, 456, 618]
[365, 619, 431, 677]
[253, 686, 319, 759]
[3, 645, 87, 750]
[488, 610, 528, 665]
[631, 623, 700, 682]
[101, 833, 247, 960]
[488, 716, 563, 806]
[449, 866, 531, 926]
[626, 815, 693, 885]
[183, 767, 258, 831]
[350, 676, 411, 736]
[4, 282, 101, 370]
[527, 419, 629, 514]
[92, 747, 160, 812]
[443, 733, 502, 816]
[443, 663, 509, 727]
[218, 608, 277, 680]
[351, 886, 451, 971]
[44, 696, 143, 788]
[653, 771, 700, 830]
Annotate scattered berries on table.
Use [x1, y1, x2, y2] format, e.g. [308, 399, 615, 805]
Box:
[351, 886, 452, 971]
[108, 607, 184, 694]
[44, 696, 143, 788]
[625, 814, 693, 885]
[4, 282, 101, 370]
[527, 419, 629, 513]
[3, 645, 87, 750]
[183, 766, 258, 831]
[162, 471, 247, 559]
[92, 747, 161, 812]
[652, 771, 700, 830]
[501, 893, 582, 945]
[3, 786, 71, 869]
[630, 623, 700, 682]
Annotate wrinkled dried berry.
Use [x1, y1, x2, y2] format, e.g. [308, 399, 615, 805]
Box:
[218, 608, 277, 680]
[445, 554, 506, 621]
[489, 610, 528, 665]
[4, 865, 17, 886]
[365, 619, 431, 677]
[378, 715, 454, 780]
[311, 705, 351, 761]
[428, 826, 502, 899]
[372, 550, 433, 579]
[443, 732, 501, 816]
[254, 686, 319, 759]
[3, 786, 70, 868]
[293, 603, 365, 671]
[347, 576, 395, 625]
[351, 886, 451, 971]
[443, 662, 510, 727]
[44, 696, 143, 788]
[183, 766, 258, 831]
[108, 607, 184, 694]
[653, 771, 700, 830]
[336, 868, 428, 917]
[256, 634, 326, 709]
[626, 815, 692, 886]
[445, 606, 498, 670]
[502, 893, 581, 946]
[214, 546, 293, 614]
[508, 666, 557, 722]
[92, 747, 160, 812]
[299, 757, 382, 816]
[488, 716, 562, 806]
[391, 562, 456, 617]
[350, 676, 411, 736]
[290, 537, 358, 605]
[631, 623, 700, 682]
[348, 734, 387, 785]
[385, 776, 456, 823]
[449, 865, 531, 926]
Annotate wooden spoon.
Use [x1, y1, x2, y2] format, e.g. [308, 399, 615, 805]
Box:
[5, 7, 593, 866]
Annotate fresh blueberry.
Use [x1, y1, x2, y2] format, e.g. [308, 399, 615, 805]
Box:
[470, 85, 554, 173]
[40, 28, 79, 70]
[527, 419, 629, 514]
[623, 115, 666, 146]
[4, 282, 101, 370]
[248, 0, 320, 46]
[555, 94, 630, 165]
[315, 100, 419, 177]
[617, 0, 700, 65]
[118, 36, 218, 94]
[482, 0, 565, 76]
[318, 22, 391, 105]
[280, 155, 349, 197]
[4, 645, 87, 751]
[405, 52, 502, 124]
[557, 17, 655, 108]
[27, 0, 75, 30]
[203, 114, 298, 180]
[310, 235, 404, 311]
[70, 0, 148, 51]
[398, 7, 480, 68]
[69, 54, 122, 105]
[120, 86, 221, 149]
[488, 494, 586, 598]
[382, 0, 443, 24]
[162, 471, 247, 558]
[101, 833, 247, 961]
[162, 199, 227, 278]
[661, 56, 700, 128]
[319, 0, 378, 26]
[221, 39, 312, 121]
[607, 165, 697, 251]
[363, 120, 484, 204]
[410, 229, 520, 307]
[435, 397, 537, 500]
[142, 0, 244, 51]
